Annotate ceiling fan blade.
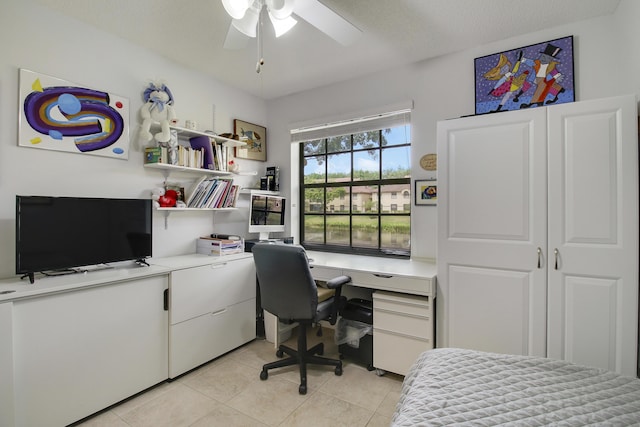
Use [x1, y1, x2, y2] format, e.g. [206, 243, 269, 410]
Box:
[223, 23, 250, 49]
[294, 0, 361, 46]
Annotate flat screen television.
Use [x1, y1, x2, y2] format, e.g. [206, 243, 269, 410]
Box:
[248, 193, 286, 241]
[16, 195, 153, 283]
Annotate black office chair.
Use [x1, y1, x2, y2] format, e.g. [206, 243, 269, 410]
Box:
[252, 243, 351, 394]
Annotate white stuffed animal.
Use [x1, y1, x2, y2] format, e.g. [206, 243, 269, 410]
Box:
[139, 82, 177, 144]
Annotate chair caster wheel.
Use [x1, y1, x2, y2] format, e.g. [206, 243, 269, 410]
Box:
[276, 349, 284, 358]
[299, 384, 307, 395]
[335, 366, 343, 376]
[260, 370, 268, 380]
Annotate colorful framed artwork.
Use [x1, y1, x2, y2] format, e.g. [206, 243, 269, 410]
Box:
[18, 69, 130, 159]
[415, 179, 437, 206]
[474, 36, 575, 115]
[234, 119, 266, 162]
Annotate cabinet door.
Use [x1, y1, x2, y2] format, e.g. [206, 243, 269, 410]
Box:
[0, 303, 14, 427]
[547, 95, 638, 376]
[437, 107, 547, 356]
[12, 276, 169, 427]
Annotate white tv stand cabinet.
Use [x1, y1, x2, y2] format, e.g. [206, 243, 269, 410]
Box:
[0, 253, 255, 427]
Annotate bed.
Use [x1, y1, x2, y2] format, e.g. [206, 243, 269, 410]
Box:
[391, 348, 640, 426]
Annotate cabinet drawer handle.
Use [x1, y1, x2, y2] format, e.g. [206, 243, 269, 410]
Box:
[554, 248, 559, 270]
[373, 274, 393, 279]
[211, 308, 227, 316]
[210, 263, 227, 269]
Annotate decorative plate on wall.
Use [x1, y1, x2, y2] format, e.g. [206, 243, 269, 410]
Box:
[420, 154, 437, 171]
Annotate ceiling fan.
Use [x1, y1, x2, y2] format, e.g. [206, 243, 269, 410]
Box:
[222, 0, 361, 71]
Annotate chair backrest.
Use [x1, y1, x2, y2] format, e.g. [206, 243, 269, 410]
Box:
[252, 243, 318, 322]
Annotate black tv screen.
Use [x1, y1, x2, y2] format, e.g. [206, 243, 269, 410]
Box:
[16, 196, 152, 281]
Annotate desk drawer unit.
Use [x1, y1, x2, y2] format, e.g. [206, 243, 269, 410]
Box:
[373, 291, 433, 376]
[347, 271, 431, 295]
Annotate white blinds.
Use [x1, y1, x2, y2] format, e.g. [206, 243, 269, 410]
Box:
[290, 107, 412, 143]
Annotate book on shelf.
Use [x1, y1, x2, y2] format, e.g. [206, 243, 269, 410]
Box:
[185, 176, 208, 207]
[213, 143, 225, 171]
[196, 178, 221, 208]
[144, 147, 163, 164]
[214, 180, 234, 208]
[223, 184, 240, 208]
[212, 179, 234, 208]
[183, 177, 237, 209]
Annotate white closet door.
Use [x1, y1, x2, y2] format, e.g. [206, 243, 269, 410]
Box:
[437, 108, 547, 356]
[547, 95, 638, 376]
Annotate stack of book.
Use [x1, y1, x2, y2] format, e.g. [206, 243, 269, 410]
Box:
[185, 177, 240, 209]
[196, 235, 244, 256]
[144, 144, 206, 169]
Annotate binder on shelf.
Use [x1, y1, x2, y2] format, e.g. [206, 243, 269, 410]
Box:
[189, 136, 215, 170]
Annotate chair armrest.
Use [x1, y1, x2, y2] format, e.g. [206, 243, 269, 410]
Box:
[326, 275, 351, 289]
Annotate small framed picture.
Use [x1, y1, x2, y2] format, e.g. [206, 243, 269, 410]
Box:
[234, 119, 267, 162]
[415, 179, 437, 206]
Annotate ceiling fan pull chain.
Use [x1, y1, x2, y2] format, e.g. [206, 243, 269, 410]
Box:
[256, 2, 265, 73]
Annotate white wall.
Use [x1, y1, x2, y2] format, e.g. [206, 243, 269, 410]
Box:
[1, 0, 639, 280]
[266, 0, 640, 260]
[0, 0, 269, 279]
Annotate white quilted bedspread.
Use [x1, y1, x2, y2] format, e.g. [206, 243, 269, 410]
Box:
[392, 348, 640, 426]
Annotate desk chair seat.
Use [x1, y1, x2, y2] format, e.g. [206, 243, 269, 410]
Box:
[252, 243, 351, 394]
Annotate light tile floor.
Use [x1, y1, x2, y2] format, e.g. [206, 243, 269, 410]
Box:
[74, 327, 403, 427]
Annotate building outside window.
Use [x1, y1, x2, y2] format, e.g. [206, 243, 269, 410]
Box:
[295, 111, 411, 257]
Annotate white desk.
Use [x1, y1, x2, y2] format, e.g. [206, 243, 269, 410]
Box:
[266, 251, 437, 376]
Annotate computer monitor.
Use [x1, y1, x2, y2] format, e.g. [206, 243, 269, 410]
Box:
[248, 193, 286, 241]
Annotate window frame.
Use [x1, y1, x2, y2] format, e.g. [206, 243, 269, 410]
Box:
[299, 129, 411, 258]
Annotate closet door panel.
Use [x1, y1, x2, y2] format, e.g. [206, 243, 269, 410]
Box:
[563, 276, 618, 372]
[437, 108, 547, 356]
[448, 265, 536, 356]
[547, 95, 638, 376]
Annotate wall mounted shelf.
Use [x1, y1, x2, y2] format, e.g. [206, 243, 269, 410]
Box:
[156, 207, 237, 229]
[144, 162, 232, 180]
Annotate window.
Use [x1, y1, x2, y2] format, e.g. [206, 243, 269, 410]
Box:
[296, 112, 411, 257]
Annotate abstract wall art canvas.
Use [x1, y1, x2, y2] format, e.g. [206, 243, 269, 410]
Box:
[474, 36, 575, 115]
[19, 69, 130, 159]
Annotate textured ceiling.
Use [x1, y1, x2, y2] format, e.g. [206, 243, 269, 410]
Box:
[33, 0, 620, 100]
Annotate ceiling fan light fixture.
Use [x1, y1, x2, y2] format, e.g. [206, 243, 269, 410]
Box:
[269, 13, 297, 37]
[231, 7, 259, 37]
[265, 0, 295, 20]
[222, 0, 251, 19]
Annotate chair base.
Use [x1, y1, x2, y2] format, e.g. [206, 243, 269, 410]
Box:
[260, 323, 342, 394]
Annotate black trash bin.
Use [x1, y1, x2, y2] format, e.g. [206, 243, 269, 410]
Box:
[336, 298, 374, 371]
